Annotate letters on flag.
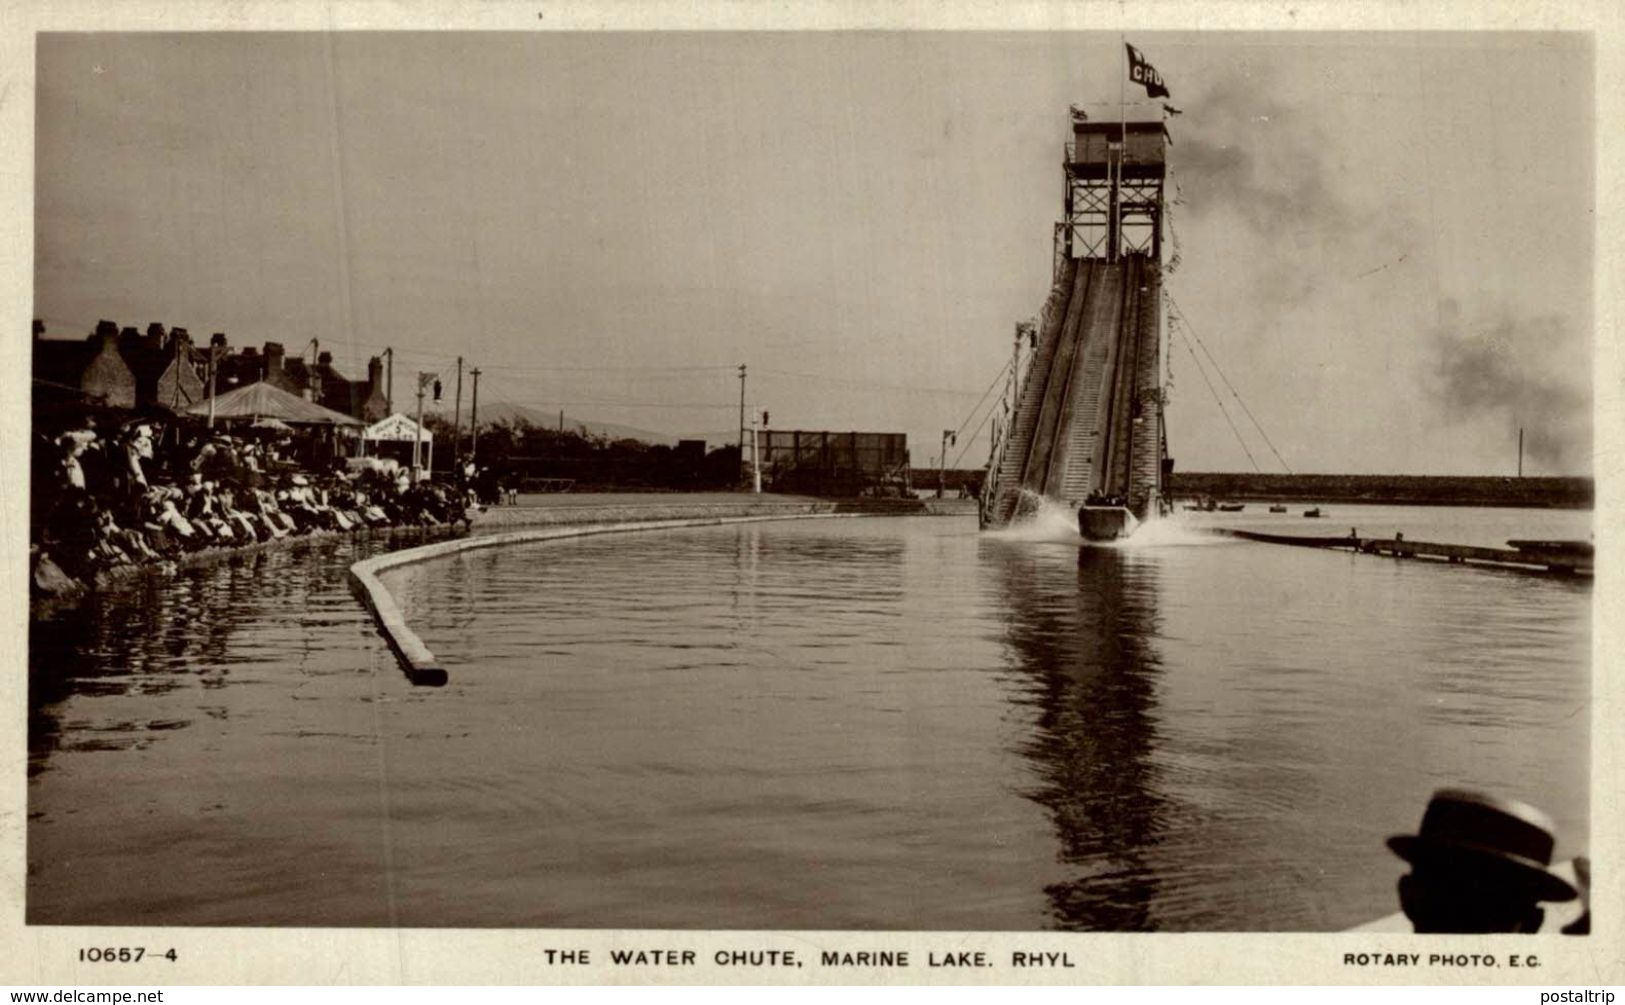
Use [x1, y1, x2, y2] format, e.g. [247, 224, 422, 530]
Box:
[1126, 43, 1170, 99]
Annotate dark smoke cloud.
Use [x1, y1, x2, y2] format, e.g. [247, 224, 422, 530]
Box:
[1175, 70, 1354, 238]
[1169, 66, 1411, 308]
[1429, 301, 1591, 471]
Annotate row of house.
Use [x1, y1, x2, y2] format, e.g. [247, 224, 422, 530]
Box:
[32, 319, 391, 423]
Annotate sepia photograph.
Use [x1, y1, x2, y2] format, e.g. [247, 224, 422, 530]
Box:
[8, 6, 1616, 986]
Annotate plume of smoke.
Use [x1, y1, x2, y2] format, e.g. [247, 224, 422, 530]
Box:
[1170, 67, 1411, 309]
[1175, 71, 1354, 238]
[1429, 300, 1591, 472]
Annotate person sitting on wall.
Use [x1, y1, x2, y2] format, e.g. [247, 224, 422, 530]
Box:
[1387, 789, 1581, 933]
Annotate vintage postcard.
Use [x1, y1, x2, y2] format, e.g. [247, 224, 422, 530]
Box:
[2, 0, 1619, 988]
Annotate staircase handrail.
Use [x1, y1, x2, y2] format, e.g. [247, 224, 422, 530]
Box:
[981, 324, 1038, 525]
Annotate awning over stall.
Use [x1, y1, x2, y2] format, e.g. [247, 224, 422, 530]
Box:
[187, 380, 366, 427]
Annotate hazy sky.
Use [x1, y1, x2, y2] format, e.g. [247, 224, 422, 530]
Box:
[34, 31, 1593, 474]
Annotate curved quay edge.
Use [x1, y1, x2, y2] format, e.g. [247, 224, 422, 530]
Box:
[349, 511, 868, 687]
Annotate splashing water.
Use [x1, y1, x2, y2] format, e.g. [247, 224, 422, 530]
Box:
[988, 491, 1224, 549]
[987, 492, 1082, 544]
[1110, 509, 1226, 549]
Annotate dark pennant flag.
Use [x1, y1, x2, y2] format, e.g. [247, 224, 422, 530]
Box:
[1126, 43, 1170, 99]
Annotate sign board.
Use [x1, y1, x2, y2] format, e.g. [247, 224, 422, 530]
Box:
[363, 413, 432, 443]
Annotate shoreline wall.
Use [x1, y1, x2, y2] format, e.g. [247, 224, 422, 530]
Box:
[33, 494, 937, 605]
[1167, 472, 1592, 509]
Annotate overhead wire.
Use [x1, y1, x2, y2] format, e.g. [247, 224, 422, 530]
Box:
[947, 358, 1014, 469]
[1174, 323, 1261, 473]
[475, 370, 736, 412]
[755, 368, 1000, 397]
[1165, 293, 1293, 474]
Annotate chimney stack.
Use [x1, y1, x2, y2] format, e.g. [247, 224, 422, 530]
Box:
[367, 355, 383, 391]
[264, 341, 285, 373]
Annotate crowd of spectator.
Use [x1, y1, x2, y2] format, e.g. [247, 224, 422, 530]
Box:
[32, 414, 479, 594]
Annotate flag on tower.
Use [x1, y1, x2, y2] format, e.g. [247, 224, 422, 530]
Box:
[1126, 43, 1170, 99]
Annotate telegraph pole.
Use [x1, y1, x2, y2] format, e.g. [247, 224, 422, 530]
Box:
[453, 356, 464, 466]
[205, 339, 221, 429]
[737, 363, 748, 487]
[750, 413, 762, 494]
[384, 347, 394, 414]
[469, 367, 481, 464]
[939, 429, 956, 498]
[414, 371, 432, 483]
[169, 334, 183, 411]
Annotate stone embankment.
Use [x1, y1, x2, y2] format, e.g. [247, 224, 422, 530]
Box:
[1168, 472, 1592, 509]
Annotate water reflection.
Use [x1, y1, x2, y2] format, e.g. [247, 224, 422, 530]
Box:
[27, 533, 441, 778]
[988, 542, 1167, 930]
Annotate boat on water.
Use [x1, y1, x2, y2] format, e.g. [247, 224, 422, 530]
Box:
[1078, 494, 1138, 541]
[1179, 497, 1243, 513]
[1304, 507, 1323, 518]
[1078, 504, 1139, 541]
[1269, 504, 1287, 513]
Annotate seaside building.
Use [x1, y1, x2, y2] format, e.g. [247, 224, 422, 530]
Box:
[32, 319, 389, 422]
[33, 320, 144, 411]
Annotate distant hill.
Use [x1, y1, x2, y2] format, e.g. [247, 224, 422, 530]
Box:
[680, 429, 746, 451]
[425, 401, 678, 446]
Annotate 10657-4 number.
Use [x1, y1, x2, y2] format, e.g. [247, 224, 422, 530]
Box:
[78, 948, 177, 962]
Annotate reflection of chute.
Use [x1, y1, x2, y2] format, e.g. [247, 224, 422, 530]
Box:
[986, 540, 1167, 929]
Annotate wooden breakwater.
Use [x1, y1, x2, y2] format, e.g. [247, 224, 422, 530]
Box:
[1169, 473, 1591, 509]
[1225, 529, 1592, 576]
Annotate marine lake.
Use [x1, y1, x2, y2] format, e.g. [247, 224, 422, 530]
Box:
[28, 503, 1591, 930]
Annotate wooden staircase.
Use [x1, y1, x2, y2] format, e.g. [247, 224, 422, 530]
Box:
[987, 260, 1077, 525]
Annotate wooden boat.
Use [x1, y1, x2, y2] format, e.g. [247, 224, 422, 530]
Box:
[1268, 504, 1287, 513]
[1217, 503, 1245, 512]
[1078, 503, 1139, 541]
[1303, 507, 1323, 518]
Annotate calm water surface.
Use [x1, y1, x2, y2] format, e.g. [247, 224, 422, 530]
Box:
[28, 505, 1591, 929]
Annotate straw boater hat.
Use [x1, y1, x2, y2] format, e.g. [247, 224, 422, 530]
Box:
[1388, 789, 1577, 902]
